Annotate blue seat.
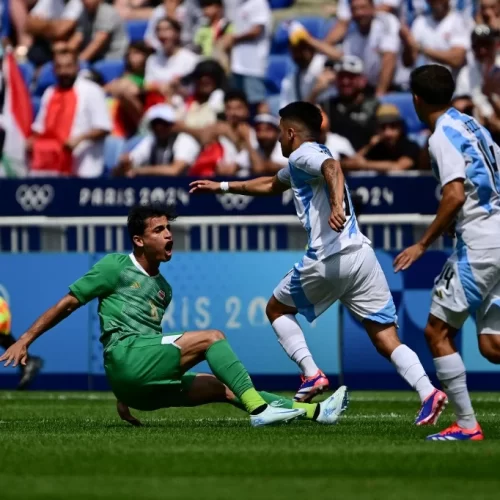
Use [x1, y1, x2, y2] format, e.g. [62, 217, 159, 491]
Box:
[265, 55, 293, 95]
[34, 61, 90, 96]
[380, 92, 425, 134]
[93, 60, 125, 84]
[271, 17, 335, 55]
[18, 62, 35, 88]
[269, 0, 294, 8]
[104, 135, 126, 173]
[126, 20, 148, 42]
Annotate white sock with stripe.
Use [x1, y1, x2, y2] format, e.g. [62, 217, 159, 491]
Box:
[390, 345, 435, 402]
[434, 352, 477, 429]
[271, 314, 319, 377]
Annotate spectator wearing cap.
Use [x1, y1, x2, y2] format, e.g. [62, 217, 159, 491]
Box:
[401, 0, 470, 76]
[316, 56, 379, 151]
[455, 24, 500, 134]
[26, 0, 83, 67]
[172, 59, 227, 128]
[144, 17, 199, 90]
[193, 0, 233, 72]
[251, 114, 287, 174]
[113, 103, 200, 177]
[318, 107, 355, 159]
[279, 34, 336, 108]
[477, 0, 500, 31]
[29, 49, 111, 177]
[343, 103, 420, 172]
[219, 0, 272, 106]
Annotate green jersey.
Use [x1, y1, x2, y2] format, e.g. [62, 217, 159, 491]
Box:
[69, 253, 172, 350]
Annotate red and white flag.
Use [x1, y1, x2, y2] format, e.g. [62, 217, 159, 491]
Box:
[0, 50, 33, 177]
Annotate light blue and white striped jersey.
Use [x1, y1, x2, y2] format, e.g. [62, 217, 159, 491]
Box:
[277, 141, 365, 260]
[429, 108, 500, 249]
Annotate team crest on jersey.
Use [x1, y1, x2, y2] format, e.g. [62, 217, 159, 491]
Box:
[131, 282, 140, 289]
[158, 290, 166, 300]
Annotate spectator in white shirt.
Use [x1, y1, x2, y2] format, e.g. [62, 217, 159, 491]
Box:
[30, 50, 111, 177]
[343, 0, 401, 96]
[26, 0, 83, 66]
[455, 24, 500, 141]
[220, 0, 272, 106]
[68, 0, 129, 63]
[145, 18, 199, 90]
[250, 114, 287, 174]
[114, 104, 200, 177]
[401, 0, 470, 76]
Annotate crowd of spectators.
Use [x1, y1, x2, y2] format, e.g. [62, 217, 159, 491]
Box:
[0, 0, 499, 178]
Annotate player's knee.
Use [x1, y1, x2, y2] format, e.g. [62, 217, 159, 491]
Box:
[266, 299, 279, 323]
[205, 329, 225, 345]
[479, 337, 500, 364]
[424, 324, 444, 349]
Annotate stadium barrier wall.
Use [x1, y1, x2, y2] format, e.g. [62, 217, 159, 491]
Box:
[0, 251, 498, 391]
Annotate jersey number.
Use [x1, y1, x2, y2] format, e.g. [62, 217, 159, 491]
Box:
[437, 265, 454, 290]
[477, 141, 500, 193]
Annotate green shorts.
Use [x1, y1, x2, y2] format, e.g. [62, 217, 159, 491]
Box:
[103, 333, 197, 411]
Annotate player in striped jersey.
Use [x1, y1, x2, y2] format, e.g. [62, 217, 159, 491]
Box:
[394, 64, 500, 440]
[191, 101, 446, 425]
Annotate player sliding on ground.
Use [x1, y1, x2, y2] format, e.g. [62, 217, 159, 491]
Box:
[394, 65, 500, 441]
[0, 203, 348, 428]
[191, 101, 446, 426]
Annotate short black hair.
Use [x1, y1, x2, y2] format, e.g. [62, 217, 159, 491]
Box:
[410, 64, 455, 106]
[127, 203, 177, 244]
[279, 101, 323, 138]
[224, 89, 249, 107]
[199, 0, 223, 7]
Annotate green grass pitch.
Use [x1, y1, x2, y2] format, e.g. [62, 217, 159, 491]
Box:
[2, 390, 500, 500]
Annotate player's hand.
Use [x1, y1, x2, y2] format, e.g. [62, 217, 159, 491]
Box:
[0, 340, 29, 367]
[189, 180, 221, 194]
[393, 242, 426, 273]
[117, 401, 143, 427]
[328, 207, 346, 232]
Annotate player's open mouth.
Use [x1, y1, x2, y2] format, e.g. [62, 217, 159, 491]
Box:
[165, 241, 173, 252]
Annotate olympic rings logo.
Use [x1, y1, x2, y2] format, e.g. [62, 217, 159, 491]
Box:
[216, 193, 254, 211]
[15, 184, 55, 212]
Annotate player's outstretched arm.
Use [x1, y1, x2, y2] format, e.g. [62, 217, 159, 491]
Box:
[394, 179, 465, 272]
[189, 175, 289, 196]
[0, 294, 81, 367]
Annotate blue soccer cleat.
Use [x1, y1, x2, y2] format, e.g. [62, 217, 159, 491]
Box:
[315, 386, 349, 425]
[294, 370, 330, 402]
[415, 389, 448, 426]
[250, 406, 306, 427]
[426, 422, 484, 441]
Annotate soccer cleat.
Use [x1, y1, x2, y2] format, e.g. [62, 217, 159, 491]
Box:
[426, 422, 484, 441]
[294, 370, 330, 402]
[315, 385, 349, 425]
[250, 406, 306, 427]
[415, 389, 448, 426]
[17, 356, 43, 390]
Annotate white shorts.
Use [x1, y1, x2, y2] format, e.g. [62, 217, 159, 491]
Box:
[430, 244, 500, 334]
[273, 243, 397, 324]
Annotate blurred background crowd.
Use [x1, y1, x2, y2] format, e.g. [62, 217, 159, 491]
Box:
[0, 0, 499, 179]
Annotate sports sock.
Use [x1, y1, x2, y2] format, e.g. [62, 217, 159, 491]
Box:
[390, 345, 435, 402]
[205, 339, 266, 413]
[230, 391, 318, 420]
[0, 333, 16, 351]
[271, 314, 319, 377]
[434, 352, 477, 429]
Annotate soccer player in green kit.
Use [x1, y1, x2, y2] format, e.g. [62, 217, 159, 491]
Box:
[0, 203, 348, 427]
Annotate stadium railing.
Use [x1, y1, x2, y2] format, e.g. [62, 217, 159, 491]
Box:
[0, 214, 442, 253]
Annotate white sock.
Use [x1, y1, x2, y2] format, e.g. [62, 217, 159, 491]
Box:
[390, 345, 435, 402]
[434, 352, 477, 429]
[271, 314, 319, 377]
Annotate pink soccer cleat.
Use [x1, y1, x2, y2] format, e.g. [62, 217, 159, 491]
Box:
[426, 422, 484, 441]
[294, 370, 329, 402]
[415, 389, 448, 426]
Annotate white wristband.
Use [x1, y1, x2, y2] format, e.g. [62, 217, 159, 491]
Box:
[220, 181, 229, 192]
